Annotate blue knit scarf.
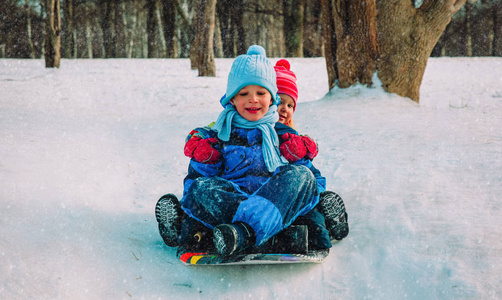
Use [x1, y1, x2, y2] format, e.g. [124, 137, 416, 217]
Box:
[213, 105, 288, 172]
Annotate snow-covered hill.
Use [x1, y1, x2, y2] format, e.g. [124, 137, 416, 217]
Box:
[1, 56, 501, 299]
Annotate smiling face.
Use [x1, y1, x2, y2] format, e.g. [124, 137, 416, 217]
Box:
[277, 94, 295, 126]
[230, 85, 273, 121]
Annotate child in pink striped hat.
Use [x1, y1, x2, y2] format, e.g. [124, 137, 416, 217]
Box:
[274, 58, 350, 244]
[274, 58, 318, 162]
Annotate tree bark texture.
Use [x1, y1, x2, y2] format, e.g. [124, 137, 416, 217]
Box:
[462, 1, 473, 56]
[146, 0, 158, 58]
[322, 0, 379, 89]
[377, 0, 467, 102]
[322, 0, 467, 102]
[492, 5, 502, 56]
[321, 0, 338, 90]
[26, 1, 36, 59]
[114, 2, 126, 58]
[242, 0, 284, 57]
[190, 1, 202, 69]
[232, 2, 246, 55]
[197, 0, 217, 77]
[102, 0, 116, 58]
[217, 0, 246, 57]
[44, 0, 61, 68]
[63, 0, 75, 58]
[303, 0, 323, 57]
[85, 5, 93, 59]
[162, 0, 177, 58]
[283, 0, 304, 57]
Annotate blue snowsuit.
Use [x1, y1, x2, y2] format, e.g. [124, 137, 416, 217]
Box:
[181, 122, 331, 249]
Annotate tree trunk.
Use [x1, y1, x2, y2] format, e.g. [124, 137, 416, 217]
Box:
[321, 0, 338, 90]
[232, 2, 246, 55]
[217, 0, 232, 57]
[114, 1, 126, 58]
[217, 0, 245, 57]
[303, 0, 323, 57]
[190, 1, 202, 69]
[377, 0, 467, 102]
[214, 13, 224, 58]
[322, 0, 466, 102]
[283, 0, 304, 57]
[85, 5, 93, 59]
[26, 1, 36, 59]
[463, 1, 473, 56]
[102, 0, 115, 58]
[492, 5, 502, 56]
[124, 1, 137, 58]
[155, 1, 167, 57]
[197, 0, 217, 77]
[40, 1, 45, 58]
[161, 0, 177, 58]
[322, 0, 379, 89]
[44, 0, 61, 68]
[146, 0, 157, 58]
[63, 0, 75, 59]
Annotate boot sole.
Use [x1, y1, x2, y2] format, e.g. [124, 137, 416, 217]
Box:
[319, 191, 349, 241]
[155, 194, 181, 247]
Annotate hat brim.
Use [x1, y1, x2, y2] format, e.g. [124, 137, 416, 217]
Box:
[220, 80, 280, 107]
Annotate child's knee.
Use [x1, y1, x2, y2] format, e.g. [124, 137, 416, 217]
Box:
[188, 177, 217, 197]
[281, 164, 316, 184]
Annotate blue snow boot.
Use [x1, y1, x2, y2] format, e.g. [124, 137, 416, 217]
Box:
[155, 194, 182, 247]
[213, 222, 255, 257]
[319, 191, 349, 241]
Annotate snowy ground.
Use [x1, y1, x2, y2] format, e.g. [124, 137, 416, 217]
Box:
[1, 56, 501, 299]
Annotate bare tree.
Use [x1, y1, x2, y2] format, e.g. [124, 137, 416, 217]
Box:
[44, 0, 61, 67]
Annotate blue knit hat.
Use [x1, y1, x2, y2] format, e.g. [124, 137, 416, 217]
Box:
[220, 45, 280, 107]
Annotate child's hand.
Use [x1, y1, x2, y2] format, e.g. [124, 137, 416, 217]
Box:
[302, 135, 318, 160]
[280, 133, 318, 162]
[184, 136, 221, 164]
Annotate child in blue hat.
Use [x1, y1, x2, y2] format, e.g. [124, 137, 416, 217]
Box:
[156, 45, 329, 257]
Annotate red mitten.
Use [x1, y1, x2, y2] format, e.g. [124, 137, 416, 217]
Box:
[280, 133, 308, 162]
[184, 136, 221, 164]
[302, 135, 318, 160]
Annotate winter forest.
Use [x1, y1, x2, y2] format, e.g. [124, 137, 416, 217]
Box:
[1, 0, 502, 61]
[2, 0, 502, 299]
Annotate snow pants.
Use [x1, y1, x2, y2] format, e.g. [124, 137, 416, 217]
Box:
[181, 164, 319, 246]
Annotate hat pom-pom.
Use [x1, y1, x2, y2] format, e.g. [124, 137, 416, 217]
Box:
[247, 45, 266, 57]
[275, 59, 290, 70]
